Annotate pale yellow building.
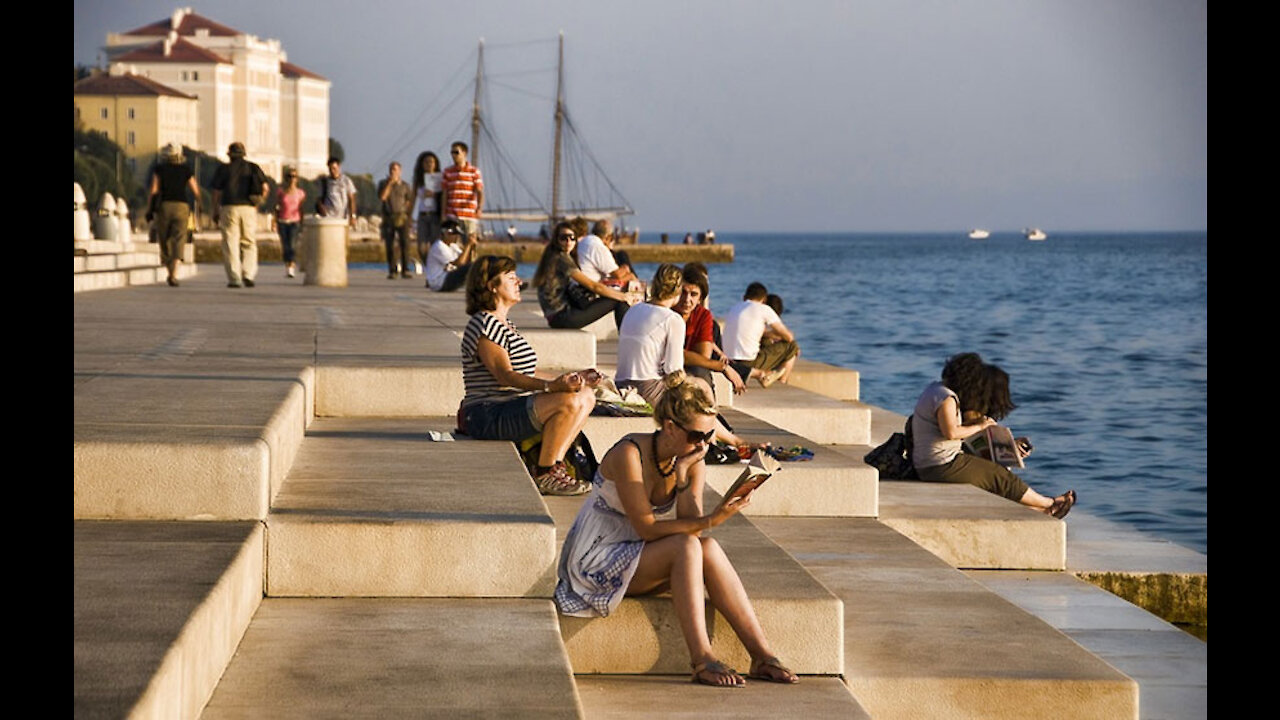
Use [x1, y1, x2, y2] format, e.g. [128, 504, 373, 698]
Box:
[99, 7, 330, 181]
[73, 70, 199, 177]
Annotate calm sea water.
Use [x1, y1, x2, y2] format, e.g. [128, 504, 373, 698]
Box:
[626, 232, 1207, 555]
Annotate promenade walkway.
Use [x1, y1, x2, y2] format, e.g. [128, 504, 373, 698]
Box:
[73, 261, 1205, 719]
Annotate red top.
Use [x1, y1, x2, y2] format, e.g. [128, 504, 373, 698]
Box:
[683, 305, 715, 350]
[276, 187, 306, 223]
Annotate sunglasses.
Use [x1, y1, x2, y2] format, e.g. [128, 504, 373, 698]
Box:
[557, 233, 576, 241]
[674, 420, 715, 445]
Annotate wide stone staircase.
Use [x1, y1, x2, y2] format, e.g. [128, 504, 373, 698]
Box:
[75, 237, 199, 292]
[74, 271, 1164, 719]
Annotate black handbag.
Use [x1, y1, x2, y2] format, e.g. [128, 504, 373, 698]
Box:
[863, 416, 918, 479]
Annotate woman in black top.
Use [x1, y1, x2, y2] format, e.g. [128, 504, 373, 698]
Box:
[148, 143, 199, 286]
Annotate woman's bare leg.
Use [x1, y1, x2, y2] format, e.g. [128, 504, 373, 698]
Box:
[532, 387, 594, 466]
[1018, 487, 1054, 510]
[698, 538, 773, 658]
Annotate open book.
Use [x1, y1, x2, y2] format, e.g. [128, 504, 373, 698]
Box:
[723, 450, 781, 502]
[963, 425, 1026, 468]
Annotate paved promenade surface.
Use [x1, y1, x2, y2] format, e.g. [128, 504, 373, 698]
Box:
[74, 264, 1205, 719]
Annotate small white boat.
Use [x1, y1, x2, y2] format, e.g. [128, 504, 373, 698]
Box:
[968, 229, 990, 239]
[1025, 228, 1047, 241]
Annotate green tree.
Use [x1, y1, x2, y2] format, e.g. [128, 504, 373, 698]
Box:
[74, 120, 143, 212]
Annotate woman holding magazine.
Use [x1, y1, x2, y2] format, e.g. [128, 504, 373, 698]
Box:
[911, 353, 1076, 518]
[554, 371, 799, 688]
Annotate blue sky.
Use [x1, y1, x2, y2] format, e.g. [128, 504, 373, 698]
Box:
[74, 0, 1206, 233]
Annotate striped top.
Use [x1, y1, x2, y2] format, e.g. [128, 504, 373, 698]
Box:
[442, 163, 484, 220]
[460, 311, 538, 407]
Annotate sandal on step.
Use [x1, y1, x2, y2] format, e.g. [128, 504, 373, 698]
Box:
[748, 656, 799, 684]
[534, 463, 590, 496]
[691, 659, 745, 688]
[1048, 489, 1077, 519]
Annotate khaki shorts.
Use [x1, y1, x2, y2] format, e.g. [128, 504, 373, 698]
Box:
[751, 340, 799, 372]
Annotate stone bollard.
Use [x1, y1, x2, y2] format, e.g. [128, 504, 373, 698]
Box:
[302, 216, 349, 287]
[94, 192, 118, 242]
[115, 196, 132, 242]
[74, 183, 92, 242]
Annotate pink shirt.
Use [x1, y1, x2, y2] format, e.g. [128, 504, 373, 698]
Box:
[276, 187, 306, 223]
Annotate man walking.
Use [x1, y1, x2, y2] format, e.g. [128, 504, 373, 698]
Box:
[378, 161, 414, 279]
[148, 142, 199, 287]
[209, 141, 267, 288]
[317, 156, 358, 227]
[441, 141, 484, 240]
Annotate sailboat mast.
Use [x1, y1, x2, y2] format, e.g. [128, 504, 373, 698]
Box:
[471, 39, 484, 166]
[550, 31, 565, 223]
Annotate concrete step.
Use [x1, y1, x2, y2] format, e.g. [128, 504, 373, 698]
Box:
[201, 598, 584, 719]
[576, 676, 869, 718]
[266, 416, 558, 597]
[543, 494, 844, 676]
[73, 261, 200, 293]
[750, 516, 1138, 719]
[874, 480, 1066, 570]
[704, 408, 878, 517]
[74, 367, 311, 520]
[315, 327, 595, 417]
[784, 357, 861, 402]
[74, 521, 263, 720]
[731, 384, 872, 445]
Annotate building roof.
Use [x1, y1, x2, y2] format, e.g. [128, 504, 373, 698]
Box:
[73, 73, 197, 99]
[114, 36, 229, 64]
[280, 60, 327, 82]
[120, 9, 242, 37]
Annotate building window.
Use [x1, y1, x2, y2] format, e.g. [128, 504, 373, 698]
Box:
[192, 71, 199, 81]
[75, 107, 81, 120]
[127, 131, 136, 146]
[127, 107, 135, 119]
[100, 108, 108, 119]
[182, 71, 189, 81]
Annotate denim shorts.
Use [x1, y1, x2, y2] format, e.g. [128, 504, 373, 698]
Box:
[462, 395, 543, 441]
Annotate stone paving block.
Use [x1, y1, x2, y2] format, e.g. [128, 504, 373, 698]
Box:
[74, 521, 263, 720]
[751, 517, 1138, 720]
[575, 676, 869, 719]
[201, 599, 582, 719]
[732, 386, 871, 445]
[785, 358, 861, 402]
[267, 418, 557, 597]
[875, 480, 1066, 570]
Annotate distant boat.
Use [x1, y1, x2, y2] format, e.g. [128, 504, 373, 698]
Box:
[1025, 228, 1048, 241]
[968, 229, 990, 239]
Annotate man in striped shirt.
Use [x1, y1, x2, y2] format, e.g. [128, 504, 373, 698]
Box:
[442, 141, 485, 241]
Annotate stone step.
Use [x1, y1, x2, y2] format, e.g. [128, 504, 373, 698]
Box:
[784, 357, 861, 402]
[704, 409, 877, 517]
[576, 676, 869, 718]
[201, 598, 584, 719]
[266, 416, 558, 597]
[731, 384, 872, 445]
[875, 480, 1066, 570]
[750, 516, 1138, 719]
[315, 327, 596, 417]
[74, 521, 263, 720]
[73, 261, 201, 293]
[543, 494, 844, 676]
[74, 367, 311, 520]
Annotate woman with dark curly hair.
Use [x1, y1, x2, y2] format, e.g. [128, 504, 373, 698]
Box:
[458, 255, 602, 496]
[411, 150, 443, 264]
[554, 371, 798, 687]
[911, 353, 1075, 517]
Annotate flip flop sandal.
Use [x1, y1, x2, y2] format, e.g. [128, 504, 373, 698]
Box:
[691, 659, 745, 688]
[1049, 490, 1077, 519]
[748, 656, 799, 684]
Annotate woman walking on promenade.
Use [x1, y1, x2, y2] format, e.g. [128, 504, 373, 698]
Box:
[411, 151, 443, 266]
[615, 264, 687, 406]
[912, 353, 1076, 517]
[555, 372, 799, 688]
[459, 256, 602, 496]
[272, 167, 305, 278]
[533, 221, 636, 330]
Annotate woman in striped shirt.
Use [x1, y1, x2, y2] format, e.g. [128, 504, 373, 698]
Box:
[459, 255, 603, 495]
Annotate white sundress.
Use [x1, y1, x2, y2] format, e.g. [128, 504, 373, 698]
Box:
[554, 441, 679, 618]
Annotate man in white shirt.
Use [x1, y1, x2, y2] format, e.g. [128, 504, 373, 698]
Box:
[425, 220, 477, 291]
[574, 219, 636, 287]
[722, 282, 799, 387]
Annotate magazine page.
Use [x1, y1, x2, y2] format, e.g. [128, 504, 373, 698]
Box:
[985, 425, 1025, 468]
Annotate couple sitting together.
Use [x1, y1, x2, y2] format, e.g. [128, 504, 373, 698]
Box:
[456, 254, 799, 688]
